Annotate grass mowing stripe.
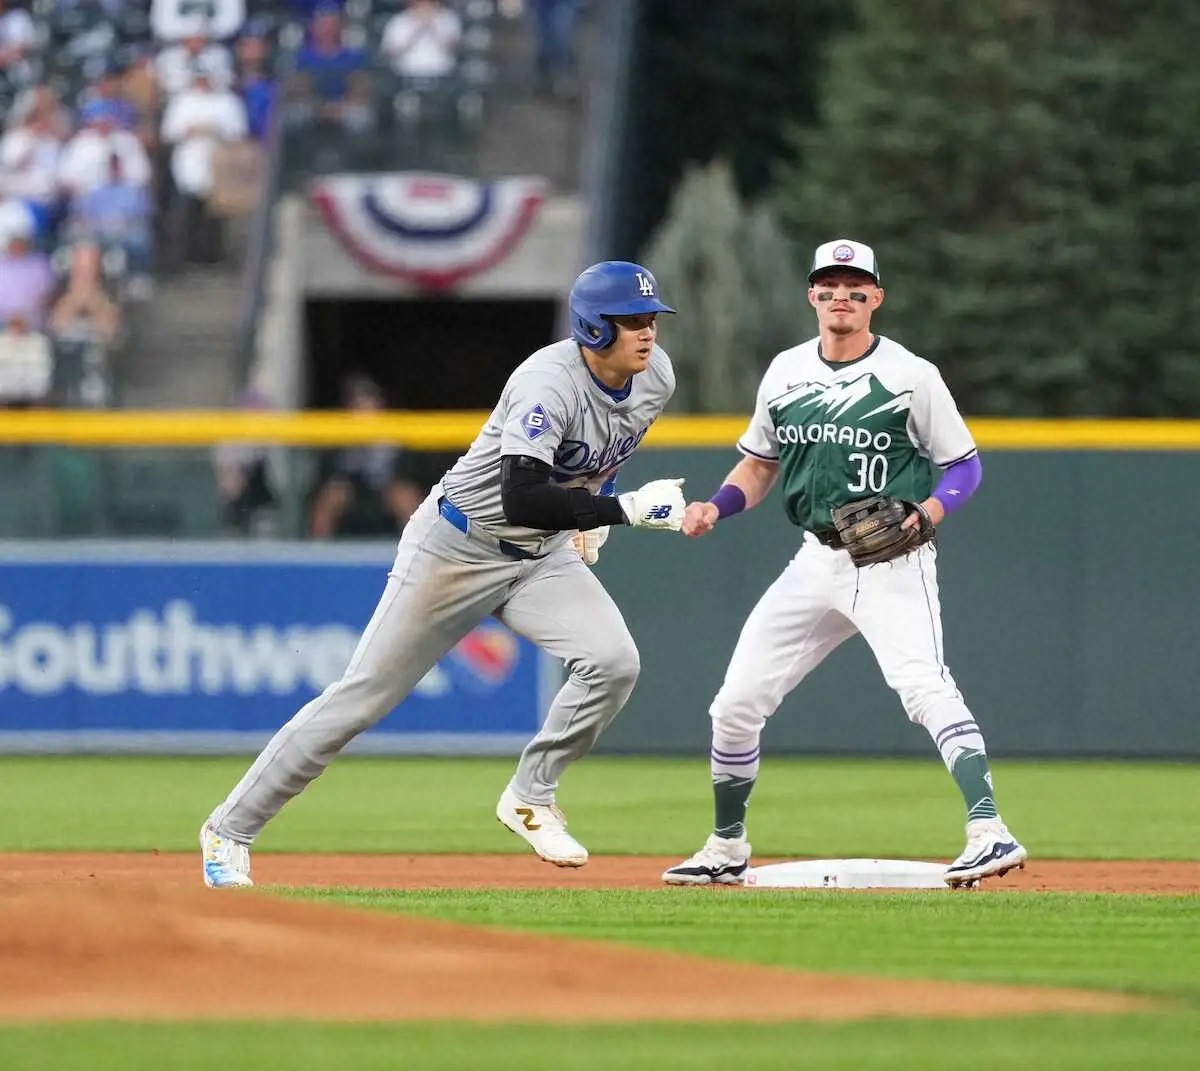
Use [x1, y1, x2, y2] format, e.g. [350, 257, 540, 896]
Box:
[2, 1017, 1199, 1071]
[293, 887, 1200, 1003]
[0, 756, 1196, 858]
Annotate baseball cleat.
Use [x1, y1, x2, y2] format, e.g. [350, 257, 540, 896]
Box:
[944, 818, 1027, 889]
[200, 822, 254, 888]
[496, 786, 588, 867]
[662, 833, 752, 886]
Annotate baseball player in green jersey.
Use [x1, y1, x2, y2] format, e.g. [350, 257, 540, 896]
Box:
[662, 238, 1027, 890]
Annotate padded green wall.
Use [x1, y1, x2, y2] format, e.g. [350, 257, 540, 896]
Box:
[593, 449, 1199, 757]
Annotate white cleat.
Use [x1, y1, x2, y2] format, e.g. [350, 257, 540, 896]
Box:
[662, 833, 752, 886]
[944, 818, 1028, 889]
[496, 786, 588, 867]
[200, 822, 254, 888]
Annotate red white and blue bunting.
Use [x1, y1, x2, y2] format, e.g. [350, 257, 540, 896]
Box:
[310, 172, 549, 290]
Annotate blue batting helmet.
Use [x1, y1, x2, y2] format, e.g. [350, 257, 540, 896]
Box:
[568, 261, 675, 350]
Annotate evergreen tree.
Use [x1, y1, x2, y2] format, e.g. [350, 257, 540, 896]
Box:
[772, 0, 1200, 415]
[610, 0, 850, 259]
[641, 159, 804, 412]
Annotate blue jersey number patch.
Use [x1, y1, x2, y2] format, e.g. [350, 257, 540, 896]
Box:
[521, 404, 550, 441]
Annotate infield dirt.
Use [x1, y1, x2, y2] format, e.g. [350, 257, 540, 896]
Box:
[1, 852, 1198, 893]
[0, 852, 1186, 1023]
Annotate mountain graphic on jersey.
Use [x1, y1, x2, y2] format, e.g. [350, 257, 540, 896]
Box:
[770, 373, 911, 427]
[767, 370, 934, 530]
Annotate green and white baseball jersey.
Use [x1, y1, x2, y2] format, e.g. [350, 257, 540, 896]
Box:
[738, 335, 976, 531]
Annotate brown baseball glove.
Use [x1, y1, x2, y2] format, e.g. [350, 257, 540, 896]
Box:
[830, 494, 936, 567]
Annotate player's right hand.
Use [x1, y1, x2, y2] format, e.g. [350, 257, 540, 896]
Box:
[618, 478, 686, 530]
[681, 501, 719, 538]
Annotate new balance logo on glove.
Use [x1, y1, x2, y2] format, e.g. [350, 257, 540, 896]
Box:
[618, 478, 686, 530]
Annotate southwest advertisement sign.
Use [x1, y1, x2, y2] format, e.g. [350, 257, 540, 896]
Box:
[0, 546, 547, 753]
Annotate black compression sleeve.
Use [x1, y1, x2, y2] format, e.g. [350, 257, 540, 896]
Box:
[501, 456, 627, 531]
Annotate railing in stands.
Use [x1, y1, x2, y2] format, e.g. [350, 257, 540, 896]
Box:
[233, 83, 287, 391]
[580, 0, 637, 264]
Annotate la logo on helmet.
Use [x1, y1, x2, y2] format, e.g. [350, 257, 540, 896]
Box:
[636, 272, 655, 296]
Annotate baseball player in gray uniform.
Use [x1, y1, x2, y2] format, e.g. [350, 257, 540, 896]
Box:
[201, 261, 687, 887]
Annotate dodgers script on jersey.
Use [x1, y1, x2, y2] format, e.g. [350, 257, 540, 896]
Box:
[738, 335, 976, 531]
[442, 339, 676, 548]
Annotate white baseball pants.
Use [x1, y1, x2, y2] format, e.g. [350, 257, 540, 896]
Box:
[710, 535, 978, 756]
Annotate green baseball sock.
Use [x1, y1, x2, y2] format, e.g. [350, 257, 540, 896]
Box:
[713, 775, 755, 839]
[951, 749, 999, 821]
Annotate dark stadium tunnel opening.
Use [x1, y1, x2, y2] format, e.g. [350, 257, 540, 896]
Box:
[304, 298, 560, 410]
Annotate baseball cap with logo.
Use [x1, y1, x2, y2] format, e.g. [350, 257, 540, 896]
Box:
[808, 239, 880, 285]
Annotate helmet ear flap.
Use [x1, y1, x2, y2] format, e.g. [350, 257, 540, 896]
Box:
[572, 310, 615, 350]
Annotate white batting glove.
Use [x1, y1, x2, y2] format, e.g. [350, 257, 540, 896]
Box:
[617, 478, 686, 530]
[572, 525, 610, 565]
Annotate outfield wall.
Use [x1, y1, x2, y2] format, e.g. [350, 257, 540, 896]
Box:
[0, 544, 552, 754]
[600, 449, 1198, 758]
[0, 448, 1195, 757]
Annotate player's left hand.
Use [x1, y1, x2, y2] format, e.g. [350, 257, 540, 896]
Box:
[572, 526, 609, 565]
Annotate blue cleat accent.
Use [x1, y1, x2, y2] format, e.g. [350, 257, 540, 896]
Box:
[200, 823, 254, 888]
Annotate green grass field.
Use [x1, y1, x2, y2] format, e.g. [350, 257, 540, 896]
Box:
[1, 755, 1197, 1070]
[2, 754, 1197, 857]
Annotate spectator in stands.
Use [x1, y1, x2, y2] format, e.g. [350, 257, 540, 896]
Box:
[71, 151, 154, 297]
[381, 0, 462, 83]
[286, 5, 373, 136]
[308, 374, 418, 540]
[79, 61, 144, 133]
[48, 240, 121, 343]
[390, 446, 458, 521]
[236, 26, 276, 141]
[155, 31, 235, 98]
[152, 0, 245, 43]
[0, 0, 35, 78]
[0, 312, 53, 407]
[56, 99, 153, 202]
[212, 386, 280, 537]
[122, 47, 162, 125]
[0, 89, 65, 229]
[50, 0, 120, 72]
[0, 232, 54, 330]
[5, 84, 73, 143]
[527, 0, 583, 99]
[160, 67, 249, 265]
[0, 197, 37, 247]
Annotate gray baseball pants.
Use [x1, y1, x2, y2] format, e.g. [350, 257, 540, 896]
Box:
[208, 493, 639, 842]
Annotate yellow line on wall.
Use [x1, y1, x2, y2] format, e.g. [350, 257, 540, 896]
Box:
[2, 411, 1200, 449]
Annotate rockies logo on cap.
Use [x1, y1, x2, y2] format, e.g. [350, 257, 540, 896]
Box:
[833, 244, 856, 263]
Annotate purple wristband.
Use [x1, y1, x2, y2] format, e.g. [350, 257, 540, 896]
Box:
[708, 484, 746, 519]
[932, 454, 983, 515]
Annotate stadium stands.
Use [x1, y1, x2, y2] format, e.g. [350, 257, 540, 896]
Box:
[0, 0, 515, 537]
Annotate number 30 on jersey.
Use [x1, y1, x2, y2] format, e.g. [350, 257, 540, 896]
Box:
[848, 452, 888, 493]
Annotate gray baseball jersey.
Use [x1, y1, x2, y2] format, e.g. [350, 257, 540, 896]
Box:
[207, 338, 676, 846]
[442, 338, 676, 547]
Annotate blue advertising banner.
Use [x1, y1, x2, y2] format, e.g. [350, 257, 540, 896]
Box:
[0, 544, 549, 753]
